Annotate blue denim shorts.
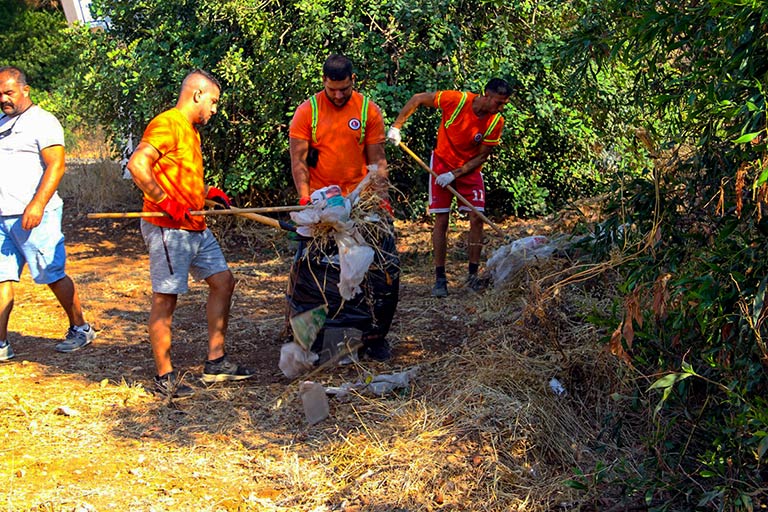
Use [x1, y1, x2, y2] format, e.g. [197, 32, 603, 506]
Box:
[140, 220, 229, 294]
[0, 206, 67, 285]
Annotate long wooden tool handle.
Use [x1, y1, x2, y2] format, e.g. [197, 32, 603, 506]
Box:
[398, 142, 508, 240]
[203, 200, 297, 232]
[87, 205, 305, 219]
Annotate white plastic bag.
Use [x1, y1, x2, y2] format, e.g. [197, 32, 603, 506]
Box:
[335, 233, 375, 300]
[278, 342, 319, 379]
[486, 235, 554, 287]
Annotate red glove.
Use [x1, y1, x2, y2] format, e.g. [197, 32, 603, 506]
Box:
[380, 198, 394, 216]
[157, 196, 190, 222]
[206, 186, 231, 209]
[299, 196, 312, 206]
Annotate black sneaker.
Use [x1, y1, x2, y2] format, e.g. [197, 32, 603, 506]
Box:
[202, 357, 255, 383]
[362, 341, 392, 362]
[153, 371, 195, 400]
[431, 278, 448, 298]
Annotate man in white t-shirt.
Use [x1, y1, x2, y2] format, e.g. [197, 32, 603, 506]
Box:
[0, 66, 96, 361]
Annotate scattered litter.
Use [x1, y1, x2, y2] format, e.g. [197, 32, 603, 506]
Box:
[54, 405, 80, 417]
[326, 367, 418, 397]
[548, 378, 567, 396]
[300, 381, 329, 425]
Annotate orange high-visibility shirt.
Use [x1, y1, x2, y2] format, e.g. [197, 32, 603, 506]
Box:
[290, 91, 386, 195]
[433, 90, 505, 170]
[140, 108, 207, 231]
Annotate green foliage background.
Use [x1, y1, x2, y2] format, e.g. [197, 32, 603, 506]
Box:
[72, 0, 605, 216]
[7, 0, 768, 508]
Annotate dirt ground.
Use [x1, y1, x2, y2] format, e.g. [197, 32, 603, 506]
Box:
[1, 185, 569, 511]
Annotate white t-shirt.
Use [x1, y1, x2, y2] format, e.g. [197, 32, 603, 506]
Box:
[0, 105, 64, 215]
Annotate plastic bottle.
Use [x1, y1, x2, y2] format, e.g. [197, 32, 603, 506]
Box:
[300, 381, 329, 425]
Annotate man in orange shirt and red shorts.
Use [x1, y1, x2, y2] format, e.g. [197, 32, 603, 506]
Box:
[288, 54, 398, 362]
[387, 79, 512, 297]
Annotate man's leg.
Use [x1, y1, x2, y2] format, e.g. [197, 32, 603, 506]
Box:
[48, 275, 86, 327]
[431, 212, 450, 297]
[204, 269, 235, 360]
[149, 292, 178, 377]
[432, 212, 450, 269]
[467, 211, 484, 267]
[0, 281, 14, 341]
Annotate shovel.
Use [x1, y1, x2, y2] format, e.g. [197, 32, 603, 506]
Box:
[397, 142, 510, 241]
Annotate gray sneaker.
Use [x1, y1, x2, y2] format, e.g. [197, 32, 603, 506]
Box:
[0, 341, 14, 362]
[202, 357, 255, 383]
[431, 278, 448, 298]
[55, 324, 96, 353]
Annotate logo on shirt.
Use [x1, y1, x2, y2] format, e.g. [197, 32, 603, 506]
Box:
[348, 118, 362, 131]
[473, 133, 483, 143]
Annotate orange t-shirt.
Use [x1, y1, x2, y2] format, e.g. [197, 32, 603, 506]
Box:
[140, 108, 206, 231]
[433, 90, 505, 170]
[290, 91, 386, 195]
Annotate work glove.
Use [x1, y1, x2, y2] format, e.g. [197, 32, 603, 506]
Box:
[206, 186, 231, 209]
[157, 195, 191, 222]
[386, 126, 401, 146]
[299, 196, 312, 206]
[435, 171, 456, 188]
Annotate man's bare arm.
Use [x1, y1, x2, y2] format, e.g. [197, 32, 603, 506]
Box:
[22, 144, 66, 230]
[126, 142, 164, 202]
[289, 137, 311, 199]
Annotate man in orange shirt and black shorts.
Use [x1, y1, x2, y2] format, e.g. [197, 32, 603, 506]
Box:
[387, 79, 512, 297]
[288, 54, 398, 362]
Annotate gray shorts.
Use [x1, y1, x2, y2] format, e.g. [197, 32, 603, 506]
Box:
[140, 220, 229, 294]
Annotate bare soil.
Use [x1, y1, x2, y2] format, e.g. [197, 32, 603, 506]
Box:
[2, 190, 568, 511]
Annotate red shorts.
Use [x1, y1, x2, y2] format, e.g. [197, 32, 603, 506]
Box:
[428, 152, 485, 214]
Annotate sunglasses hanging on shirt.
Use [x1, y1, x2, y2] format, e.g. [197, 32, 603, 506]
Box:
[0, 104, 33, 140]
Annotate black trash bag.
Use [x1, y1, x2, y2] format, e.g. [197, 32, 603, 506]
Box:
[287, 230, 400, 356]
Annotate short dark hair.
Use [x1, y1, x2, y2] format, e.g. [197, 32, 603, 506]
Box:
[0, 66, 28, 86]
[322, 54, 353, 81]
[185, 68, 221, 91]
[485, 78, 512, 97]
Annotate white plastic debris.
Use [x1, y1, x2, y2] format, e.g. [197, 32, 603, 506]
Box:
[549, 377, 567, 396]
[325, 367, 419, 397]
[278, 342, 319, 379]
[486, 235, 555, 287]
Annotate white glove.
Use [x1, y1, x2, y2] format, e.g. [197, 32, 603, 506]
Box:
[435, 172, 456, 188]
[386, 126, 401, 145]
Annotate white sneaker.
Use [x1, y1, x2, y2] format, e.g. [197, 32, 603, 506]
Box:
[0, 341, 15, 362]
[55, 324, 96, 353]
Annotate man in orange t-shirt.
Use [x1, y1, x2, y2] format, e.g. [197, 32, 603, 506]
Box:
[287, 55, 397, 363]
[388, 79, 512, 297]
[127, 69, 253, 399]
[289, 54, 387, 201]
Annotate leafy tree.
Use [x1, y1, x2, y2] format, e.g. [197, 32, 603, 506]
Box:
[563, 0, 768, 508]
[81, 0, 605, 214]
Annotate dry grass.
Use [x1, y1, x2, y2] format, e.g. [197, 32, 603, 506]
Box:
[0, 159, 644, 511]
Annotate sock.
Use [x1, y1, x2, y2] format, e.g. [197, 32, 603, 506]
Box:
[468, 263, 479, 275]
[207, 355, 225, 364]
[74, 323, 91, 332]
[436, 266, 446, 279]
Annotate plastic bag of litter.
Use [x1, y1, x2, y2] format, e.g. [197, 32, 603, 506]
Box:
[335, 232, 375, 300]
[486, 235, 554, 287]
[278, 342, 319, 379]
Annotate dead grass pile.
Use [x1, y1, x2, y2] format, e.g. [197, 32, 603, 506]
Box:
[60, 159, 141, 213]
